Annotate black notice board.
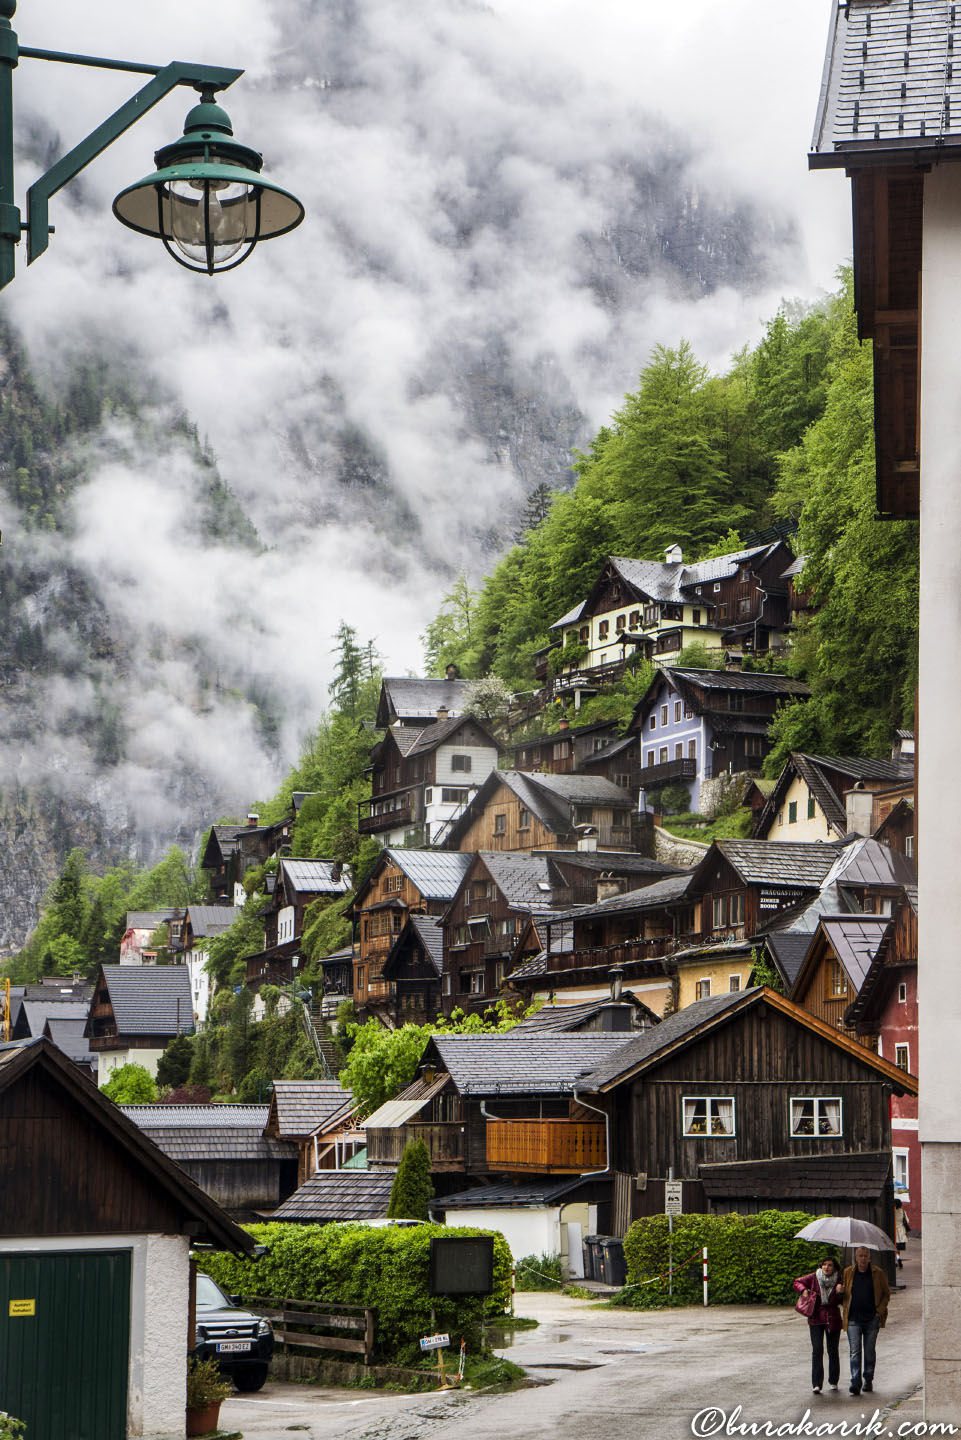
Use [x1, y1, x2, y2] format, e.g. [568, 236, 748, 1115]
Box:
[429, 1236, 494, 1296]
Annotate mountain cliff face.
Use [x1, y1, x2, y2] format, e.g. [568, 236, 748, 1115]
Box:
[0, 0, 803, 951]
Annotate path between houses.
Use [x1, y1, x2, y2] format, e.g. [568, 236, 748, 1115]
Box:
[216, 1251, 925, 1440]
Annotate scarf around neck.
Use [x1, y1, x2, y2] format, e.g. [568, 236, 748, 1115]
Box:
[815, 1267, 837, 1305]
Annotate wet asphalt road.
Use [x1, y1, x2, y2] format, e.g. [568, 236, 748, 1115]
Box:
[219, 1251, 925, 1440]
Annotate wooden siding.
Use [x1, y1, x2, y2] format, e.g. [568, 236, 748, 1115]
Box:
[0, 1068, 186, 1235]
[609, 1004, 894, 1183]
[454, 785, 561, 853]
[485, 1120, 606, 1173]
[353, 860, 447, 1008]
[367, 1121, 466, 1171]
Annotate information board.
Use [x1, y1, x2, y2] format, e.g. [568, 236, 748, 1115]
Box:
[664, 1181, 684, 1216]
[429, 1236, 495, 1296]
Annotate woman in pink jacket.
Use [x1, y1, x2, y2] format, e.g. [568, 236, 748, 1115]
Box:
[793, 1257, 843, 1393]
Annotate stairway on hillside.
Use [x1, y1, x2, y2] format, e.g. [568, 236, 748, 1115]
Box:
[307, 1013, 344, 1076]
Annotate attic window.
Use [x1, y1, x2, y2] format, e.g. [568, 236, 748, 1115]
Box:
[518, 807, 531, 829]
[494, 813, 507, 835]
[451, 754, 472, 772]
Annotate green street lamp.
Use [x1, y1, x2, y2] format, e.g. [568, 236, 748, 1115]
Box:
[0, 0, 305, 290]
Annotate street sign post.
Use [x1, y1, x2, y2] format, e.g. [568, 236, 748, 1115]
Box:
[664, 1181, 683, 1216]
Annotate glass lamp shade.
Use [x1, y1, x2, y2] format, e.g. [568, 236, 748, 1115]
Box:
[113, 159, 304, 275]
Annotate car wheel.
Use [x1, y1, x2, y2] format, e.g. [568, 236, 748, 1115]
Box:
[233, 1365, 269, 1392]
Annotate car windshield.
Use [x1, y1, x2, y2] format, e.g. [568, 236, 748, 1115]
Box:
[196, 1274, 232, 1311]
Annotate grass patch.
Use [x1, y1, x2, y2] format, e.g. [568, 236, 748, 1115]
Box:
[495, 1315, 539, 1330]
[659, 807, 752, 842]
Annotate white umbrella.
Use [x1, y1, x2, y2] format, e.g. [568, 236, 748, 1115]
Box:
[794, 1217, 895, 1252]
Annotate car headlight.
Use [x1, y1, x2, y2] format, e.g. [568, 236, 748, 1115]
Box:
[257, 1318, 273, 1337]
[195, 1325, 208, 1342]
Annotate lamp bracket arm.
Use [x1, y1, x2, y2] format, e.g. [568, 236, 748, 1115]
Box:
[25, 59, 244, 265]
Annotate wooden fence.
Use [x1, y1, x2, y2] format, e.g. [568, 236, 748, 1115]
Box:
[245, 1296, 375, 1365]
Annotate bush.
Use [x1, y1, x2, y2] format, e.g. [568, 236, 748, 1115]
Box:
[620, 1210, 841, 1308]
[387, 1139, 433, 1220]
[514, 1253, 563, 1291]
[198, 1222, 512, 1365]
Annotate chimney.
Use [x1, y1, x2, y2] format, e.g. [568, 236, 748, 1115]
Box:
[331, 861, 343, 884]
[596, 875, 628, 904]
[609, 966, 624, 1001]
[436, 705, 449, 722]
[665, 543, 683, 564]
[844, 782, 875, 837]
[246, 812, 259, 827]
[558, 717, 570, 731]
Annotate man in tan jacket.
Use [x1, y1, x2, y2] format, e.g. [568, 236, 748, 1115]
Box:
[840, 1246, 891, 1395]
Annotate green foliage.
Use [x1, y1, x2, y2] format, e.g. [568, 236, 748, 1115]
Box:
[0, 1412, 26, 1439]
[204, 894, 267, 989]
[198, 1223, 512, 1365]
[386, 1138, 434, 1220]
[548, 640, 589, 676]
[186, 1356, 233, 1408]
[514, 1254, 564, 1291]
[421, 577, 483, 677]
[749, 947, 785, 994]
[673, 642, 725, 670]
[200, 996, 322, 1096]
[156, 1034, 194, 1091]
[651, 781, 690, 816]
[329, 622, 381, 721]
[101, 1063, 158, 1103]
[658, 808, 753, 842]
[620, 1210, 840, 1308]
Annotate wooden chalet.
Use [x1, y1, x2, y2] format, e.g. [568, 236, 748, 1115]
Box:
[121, 1102, 298, 1220]
[507, 719, 622, 776]
[629, 667, 811, 814]
[264, 1080, 362, 1184]
[199, 822, 245, 902]
[360, 712, 501, 847]
[375, 674, 469, 728]
[364, 1031, 635, 1191]
[443, 769, 639, 854]
[380, 913, 446, 1025]
[0, 1037, 252, 1440]
[246, 858, 351, 992]
[84, 964, 193, 1087]
[753, 751, 915, 843]
[579, 987, 917, 1242]
[685, 839, 841, 940]
[348, 848, 473, 1014]
[873, 794, 915, 860]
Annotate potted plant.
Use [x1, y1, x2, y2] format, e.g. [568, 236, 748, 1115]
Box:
[186, 1355, 233, 1437]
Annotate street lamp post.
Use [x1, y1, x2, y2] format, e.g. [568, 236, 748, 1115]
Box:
[0, 0, 304, 289]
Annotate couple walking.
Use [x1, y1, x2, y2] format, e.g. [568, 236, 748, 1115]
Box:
[793, 1248, 890, 1395]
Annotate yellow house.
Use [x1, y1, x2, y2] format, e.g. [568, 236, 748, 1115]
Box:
[754, 753, 915, 843]
[672, 941, 756, 1011]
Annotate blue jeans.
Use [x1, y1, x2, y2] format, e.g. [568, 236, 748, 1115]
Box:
[848, 1316, 880, 1390]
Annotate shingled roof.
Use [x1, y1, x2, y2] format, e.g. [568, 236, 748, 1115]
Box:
[545, 871, 694, 925]
[122, 1104, 295, 1163]
[754, 753, 914, 839]
[86, 965, 193, 1038]
[423, 1032, 635, 1096]
[186, 906, 243, 939]
[383, 914, 445, 979]
[278, 859, 352, 897]
[700, 1151, 893, 1201]
[434, 1177, 593, 1209]
[692, 840, 840, 891]
[269, 1171, 395, 1223]
[387, 849, 474, 899]
[442, 770, 633, 850]
[384, 714, 500, 759]
[265, 1081, 352, 1139]
[376, 677, 469, 727]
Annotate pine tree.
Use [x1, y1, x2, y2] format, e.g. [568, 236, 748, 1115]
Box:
[386, 1138, 434, 1220]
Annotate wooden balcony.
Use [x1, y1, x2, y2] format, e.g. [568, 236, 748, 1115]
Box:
[366, 1121, 466, 1171]
[358, 805, 412, 835]
[485, 1119, 606, 1173]
[543, 935, 685, 972]
[639, 757, 696, 788]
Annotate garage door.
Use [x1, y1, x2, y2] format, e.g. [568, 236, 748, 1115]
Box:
[0, 1249, 131, 1440]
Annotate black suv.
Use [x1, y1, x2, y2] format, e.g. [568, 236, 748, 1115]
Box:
[192, 1273, 274, 1392]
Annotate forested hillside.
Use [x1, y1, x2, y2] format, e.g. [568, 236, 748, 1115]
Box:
[422, 274, 919, 762]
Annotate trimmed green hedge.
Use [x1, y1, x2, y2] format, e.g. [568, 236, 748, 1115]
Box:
[199, 1223, 512, 1365]
[620, 1210, 841, 1309]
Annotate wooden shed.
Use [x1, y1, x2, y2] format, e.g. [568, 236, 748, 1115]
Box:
[0, 1036, 253, 1440]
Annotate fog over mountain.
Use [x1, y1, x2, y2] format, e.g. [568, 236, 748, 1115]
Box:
[0, 0, 848, 946]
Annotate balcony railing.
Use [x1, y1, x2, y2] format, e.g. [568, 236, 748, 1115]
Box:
[367, 1121, 466, 1170]
[639, 757, 696, 788]
[541, 935, 689, 972]
[358, 805, 412, 835]
[485, 1119, 606, 1173]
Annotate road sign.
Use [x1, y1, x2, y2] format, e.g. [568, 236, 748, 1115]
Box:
[419, 1333, 450, 1351]
[664, 1181, 683, 1215]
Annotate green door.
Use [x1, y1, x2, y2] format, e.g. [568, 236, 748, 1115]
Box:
[0, 1249, 131, 1440]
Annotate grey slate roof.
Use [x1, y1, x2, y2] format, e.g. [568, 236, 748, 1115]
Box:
[549, 601, 588, 632]
[510, 996, 657, 1034]
[545, 871, 694, 925]
[408, 914, 445, 975]
[425, 1032, 635, 1096]
[818, 916, 892, 993]
[387, 849, 474, 899]
[758, 753, 915, 839]
[43, 1017, 95, 1065]
[763, 931, 815, 991]
[664, 668, 811, 697]
[270, 1171, 395, 1222]
[125, 910, 179, 931]
[700, 1152, 893, 1201]
[377, 677, 469, 725]
[187, 906, 243, 939]
[268, 1081, 351, 1138]
[545, 850, 682, 878]
[811, 0, 961, 164]
[90, 966, 193, 1037]
[20, 1000, 89, 1036]
[121, 1103, 295, 1163]
[833, 837, 917, 889]
[704, 840, 840, 889]
[279, 859, 352, 895]
[477, 852, 557, 907]
[434, 1177, 592, 1209]
[579, 990, 764, 1091]
[389, 714, 498, 758]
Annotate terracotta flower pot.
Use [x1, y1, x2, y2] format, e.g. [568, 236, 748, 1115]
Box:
[186, 1399, 222, 1436]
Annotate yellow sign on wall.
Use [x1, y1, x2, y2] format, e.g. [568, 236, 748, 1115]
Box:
[9, 1299, 35, 1316]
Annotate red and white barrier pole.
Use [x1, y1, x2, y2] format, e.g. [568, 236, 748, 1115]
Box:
[702, 1247, 708, 1307]
[510, 1263, 515, 1316]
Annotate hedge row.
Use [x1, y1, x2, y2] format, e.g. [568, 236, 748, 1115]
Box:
[621, 1210, 842, 1308]
[199, 1223, 512, 1365]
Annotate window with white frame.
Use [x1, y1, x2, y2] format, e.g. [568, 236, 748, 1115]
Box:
[674, 701, 682, 722]
[659, 747, 668, 764]
[649, 715, 656, 731]
[728, 974, 741, 992]
[470, 970, 486, 995]
[441, 787, 469, 804]
[695, 978, 711, 1000]
[893, 1149, 909, 1196]
[895, 1043, 910, 1072]
[711, 895, 726, 929]
[424, 788, 433, 805]
[790, 1097, 842, 1138]
[905, 835, 914, 859]
[660, 705, 669, 726]
[646, 751, 655, 766]
[683, 1096, 734, 1137]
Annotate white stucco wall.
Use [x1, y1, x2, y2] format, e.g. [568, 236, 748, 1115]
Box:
[439, 1203, 590, 1278]
[0, 1231, 190, 1439]
[919, 161, 961, 1421]
[98, 1048, 166, 1086]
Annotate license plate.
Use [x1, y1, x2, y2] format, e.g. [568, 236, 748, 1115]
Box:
[216, 1341, 251, 1353]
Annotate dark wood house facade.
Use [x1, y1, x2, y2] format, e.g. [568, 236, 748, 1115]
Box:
[444, 770, 638, 854]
